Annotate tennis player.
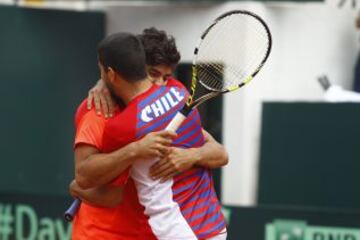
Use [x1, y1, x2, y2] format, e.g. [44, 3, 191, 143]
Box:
[72, 32, 227, 240]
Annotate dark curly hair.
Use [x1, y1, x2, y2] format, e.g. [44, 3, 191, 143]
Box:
[138, 27, 181, 69]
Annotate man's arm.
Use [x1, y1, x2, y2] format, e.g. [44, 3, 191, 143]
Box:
[150, 129, 228, 181]
[69, 180, 123, 208]
[195, 130, 229, 168]
[76, 130, 176, 189]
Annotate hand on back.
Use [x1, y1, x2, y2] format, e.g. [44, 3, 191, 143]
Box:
[150, 147, 199, 182]
[135, 130, 177, 160]
[87, 79, 115, 118]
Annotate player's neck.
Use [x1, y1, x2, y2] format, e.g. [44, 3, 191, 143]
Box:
[117, 77, 152, 105]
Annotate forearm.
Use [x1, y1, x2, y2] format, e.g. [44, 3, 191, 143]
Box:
[194, 130, 229, 169]
[70, 180, 123, 208]
[76, 142, 138, 189]
[76, 130, 175, 189]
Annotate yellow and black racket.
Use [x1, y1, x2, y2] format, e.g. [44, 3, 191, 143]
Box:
[166, 10, 272, 131]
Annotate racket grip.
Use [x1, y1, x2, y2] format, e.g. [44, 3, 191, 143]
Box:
[165, 112, 187, 132]
[64, 198, 81, 222]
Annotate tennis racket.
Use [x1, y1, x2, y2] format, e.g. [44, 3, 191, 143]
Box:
[166, 10, 272, 131]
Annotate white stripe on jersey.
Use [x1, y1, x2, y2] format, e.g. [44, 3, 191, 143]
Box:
[131, 158, 197, 240]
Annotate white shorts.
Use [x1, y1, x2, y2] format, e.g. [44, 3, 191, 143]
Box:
[206, 228, 227, 240]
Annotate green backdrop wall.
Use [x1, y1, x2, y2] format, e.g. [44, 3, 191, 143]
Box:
[258, 102, 360, 210]
[0, 6, 105, 196]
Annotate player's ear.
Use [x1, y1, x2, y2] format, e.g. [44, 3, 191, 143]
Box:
[107, 67, 116, 83]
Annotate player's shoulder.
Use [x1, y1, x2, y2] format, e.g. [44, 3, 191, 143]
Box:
[166, 77, 190, 97]
[74, 99, 108, 129]
[166, 77, 187, 89]
[74, 99, 88, 127]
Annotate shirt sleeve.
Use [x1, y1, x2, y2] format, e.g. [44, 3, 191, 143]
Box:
[74, 110, 106, 149]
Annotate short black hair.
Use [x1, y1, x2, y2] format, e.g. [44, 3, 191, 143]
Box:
[139, 27, 181, 69]
[97, 32, 147, 81]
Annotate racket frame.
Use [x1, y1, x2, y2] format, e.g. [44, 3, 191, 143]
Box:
[187, 10, 272, 110]
[167, 10, 272, 131]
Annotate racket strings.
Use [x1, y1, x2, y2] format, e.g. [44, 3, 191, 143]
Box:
[228, 42, 268, 81]
[196, 20, 234, 90]
[196, 13, 270, 91]
[214, 19, 266, 81]
[198, 62, 225, 90]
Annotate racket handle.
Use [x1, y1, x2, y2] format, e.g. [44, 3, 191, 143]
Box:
[64, 198, 82, 222]
[165, 112, 187, 131]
